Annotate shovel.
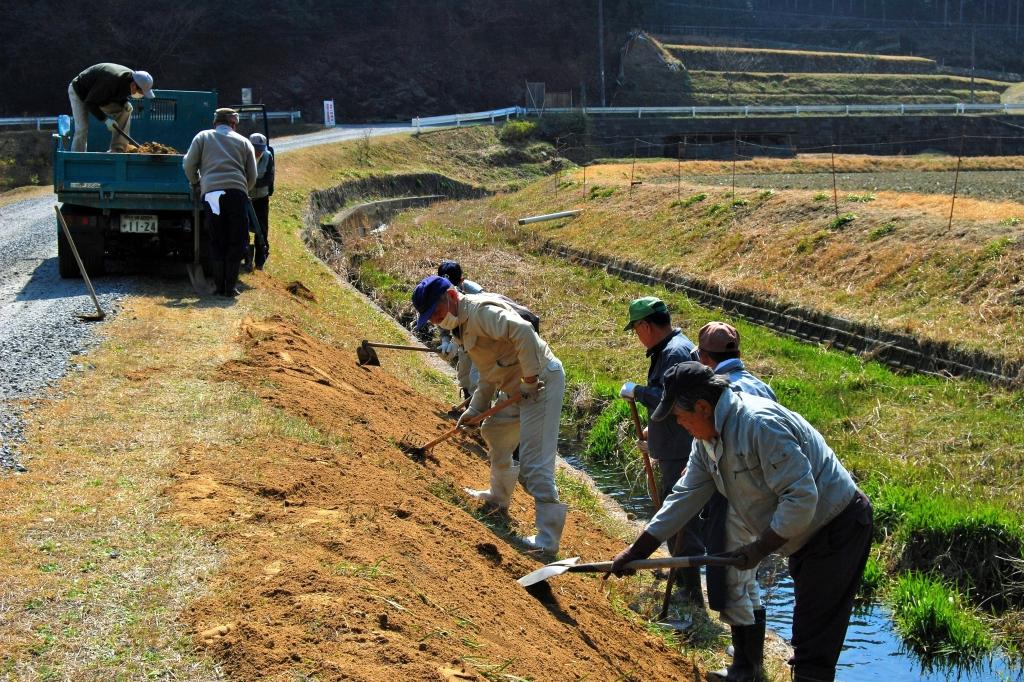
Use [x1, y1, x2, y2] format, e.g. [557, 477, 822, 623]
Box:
[110, 121, 142, 148]
[357, 339, 443, 366]
[626, 398, 660, 509]
[400, 393, 522, 457]
[54, 206, 105, 322]
[516, 555, 743, 587]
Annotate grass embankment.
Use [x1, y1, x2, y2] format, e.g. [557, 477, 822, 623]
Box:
[0, 126, 727, 681]
[663, 43, 938, 75]
[346, 172, 1024, 660]
[686, 71, 1008, 105]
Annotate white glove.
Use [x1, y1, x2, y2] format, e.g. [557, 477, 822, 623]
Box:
[619, 382, 637, 399]
[636, 439, 649, 456]
[456, 407, 483, 431]
[439, 338, 458, 362]
[104, 118, 116, 132]
[519, 379, 545, 401]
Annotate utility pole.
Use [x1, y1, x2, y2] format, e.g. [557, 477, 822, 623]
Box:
[970, 27, 976, 104]
[597, 0, 606, 107]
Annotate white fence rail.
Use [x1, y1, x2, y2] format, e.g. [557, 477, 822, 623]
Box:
[411, 106, 524, 132]
[534, 102, 1024, 118]
[0, 111, 302, 130]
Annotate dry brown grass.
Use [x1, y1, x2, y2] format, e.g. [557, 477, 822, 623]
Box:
[0, 185, 52, 209]
[664, 42, 935, 64]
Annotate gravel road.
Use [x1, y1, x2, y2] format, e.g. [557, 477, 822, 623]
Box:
[0, 123, 421, 471]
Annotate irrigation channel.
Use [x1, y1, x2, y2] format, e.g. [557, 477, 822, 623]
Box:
[559, 436, 1023, 681]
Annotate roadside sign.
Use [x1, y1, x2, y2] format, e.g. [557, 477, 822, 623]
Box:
[241, 88, 252, 105]
[324, 100, 336, 127]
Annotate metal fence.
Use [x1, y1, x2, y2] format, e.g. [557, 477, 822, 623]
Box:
[410, 106, 524, 132]
[533, 102, 1024, 118]
[0, 111, 302, 130]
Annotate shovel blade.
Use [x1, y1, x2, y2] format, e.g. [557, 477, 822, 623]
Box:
[356, 341, 380, 366]
[516, 557, 581, 587]
[185, 263, 216, 296]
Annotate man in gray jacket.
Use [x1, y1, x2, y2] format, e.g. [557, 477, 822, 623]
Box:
[412, 275, 567, 554]
[611, 362, 872, 682]
[183, 108, 257, 297]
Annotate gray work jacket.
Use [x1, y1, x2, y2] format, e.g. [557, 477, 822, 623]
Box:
[646, 388, 857, 556]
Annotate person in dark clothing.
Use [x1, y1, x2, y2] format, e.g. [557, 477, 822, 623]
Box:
[182, 108, 257, 297]
[618, 296, 705, 606]
[68, 63, 154, 152]
[246, 133, 274, 270]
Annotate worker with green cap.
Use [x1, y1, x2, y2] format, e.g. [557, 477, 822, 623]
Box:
[618, 296, 705, 606]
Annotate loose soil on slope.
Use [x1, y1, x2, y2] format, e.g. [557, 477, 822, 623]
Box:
[171, 316, 698, 681]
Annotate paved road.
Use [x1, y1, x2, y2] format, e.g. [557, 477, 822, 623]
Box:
[0, 123, 421, 470]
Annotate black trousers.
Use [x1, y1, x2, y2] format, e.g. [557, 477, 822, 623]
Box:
[205, 188, 248, 295]
[789, 490, 873, 682]
[658, 458, 705, 556]
[251, 196, 270, 267]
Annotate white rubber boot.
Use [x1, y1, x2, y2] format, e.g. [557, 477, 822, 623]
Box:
[521, 501, 567, 554]
[464, 464, 519, 510]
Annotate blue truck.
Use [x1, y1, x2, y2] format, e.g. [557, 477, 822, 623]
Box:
[53, 90, 270, 286]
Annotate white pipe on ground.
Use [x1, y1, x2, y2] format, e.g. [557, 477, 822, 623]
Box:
[517, 210, 581, 225]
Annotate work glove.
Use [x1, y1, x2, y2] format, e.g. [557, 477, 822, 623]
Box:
[619, 381, 637, 399]
[124, 101, 133, 115]
[104, 118, 116, 132]
[439, 338, 458, 362]
[519, 379, 545, 402]
[456, 406, 483, 432]
[728, 528, 787, 571]
[608, 531, 662, 578]
[636, 439, 649, 457]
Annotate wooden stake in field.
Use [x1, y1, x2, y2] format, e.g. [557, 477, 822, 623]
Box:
[948, 128, 967, 232]
[731, 130, 738, 199]
[831, 144, 840, 219]
[677, 138, 684, 203]
[630, 139, 638, 198]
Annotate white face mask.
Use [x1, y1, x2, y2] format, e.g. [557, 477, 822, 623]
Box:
[438, 312, 460, 330]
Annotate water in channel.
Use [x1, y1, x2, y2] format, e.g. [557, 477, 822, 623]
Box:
[559, 441, 1022, 682]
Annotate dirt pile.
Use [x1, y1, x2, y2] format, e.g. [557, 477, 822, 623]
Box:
[169, 316, 696, 681]
[125, 142, 179, 155]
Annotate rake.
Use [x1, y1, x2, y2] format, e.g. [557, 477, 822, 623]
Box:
[399, 393, 521, 458]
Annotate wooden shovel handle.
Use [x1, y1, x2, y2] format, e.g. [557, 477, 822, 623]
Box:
[626, 398, 661, 509]
[418, 393, 523, 451]
[570, 555, 744, 573]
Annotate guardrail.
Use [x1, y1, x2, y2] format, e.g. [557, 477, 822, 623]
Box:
[411, 106, 524, 132]
[532, 102, 1024, 118]
[0, 111, 302, 130]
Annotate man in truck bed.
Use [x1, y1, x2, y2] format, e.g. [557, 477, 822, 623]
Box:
[183, 108, 257, 297]
[68, 63, 155, 152]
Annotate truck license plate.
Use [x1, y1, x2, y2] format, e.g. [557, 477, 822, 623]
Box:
[120, 214, 158, 234]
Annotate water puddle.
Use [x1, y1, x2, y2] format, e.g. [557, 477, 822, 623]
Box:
[560, 440, 1023, 681]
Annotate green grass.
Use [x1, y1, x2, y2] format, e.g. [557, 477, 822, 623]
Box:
[867, 222, 897, 241]
[499, 120, 538, 145]
[891, 573, 992, 660]
[827, 212, 857, 230]
[670, 192, 707, 208]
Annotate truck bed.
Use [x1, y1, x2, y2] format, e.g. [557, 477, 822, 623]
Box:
[54, 145, 192, 212]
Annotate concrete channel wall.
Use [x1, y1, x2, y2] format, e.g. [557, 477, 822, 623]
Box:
[577, 114, 1024, 159]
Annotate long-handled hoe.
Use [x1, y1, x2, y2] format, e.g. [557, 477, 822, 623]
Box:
[516, 555, 743, 587]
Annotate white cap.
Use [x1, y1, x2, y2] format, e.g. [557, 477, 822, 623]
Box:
[132, 70, 155, 98]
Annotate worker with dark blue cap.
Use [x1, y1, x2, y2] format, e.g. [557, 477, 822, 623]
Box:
[412, 275, 567, 554]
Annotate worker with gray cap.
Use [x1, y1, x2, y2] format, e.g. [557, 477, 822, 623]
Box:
[694, 321, 776, 681]
[412, 275, 568, 554]
[183, 108, 257, 296]
[246, 133, 274, 270]
[618, 296, 705, 606]
[67, 63, 155, 152]
[609, 361, 872, 682]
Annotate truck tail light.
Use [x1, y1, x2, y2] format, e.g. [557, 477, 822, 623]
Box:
[64, 214, 96, 226]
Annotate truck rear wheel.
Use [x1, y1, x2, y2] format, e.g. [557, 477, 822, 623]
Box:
[57, 217, 106, 279]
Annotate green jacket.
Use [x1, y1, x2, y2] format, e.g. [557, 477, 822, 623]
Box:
[71, 63, 134, 121]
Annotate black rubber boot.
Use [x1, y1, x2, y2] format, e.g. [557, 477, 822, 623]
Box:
[679, 566, 705, 607]
[709, 609, 766, 682]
